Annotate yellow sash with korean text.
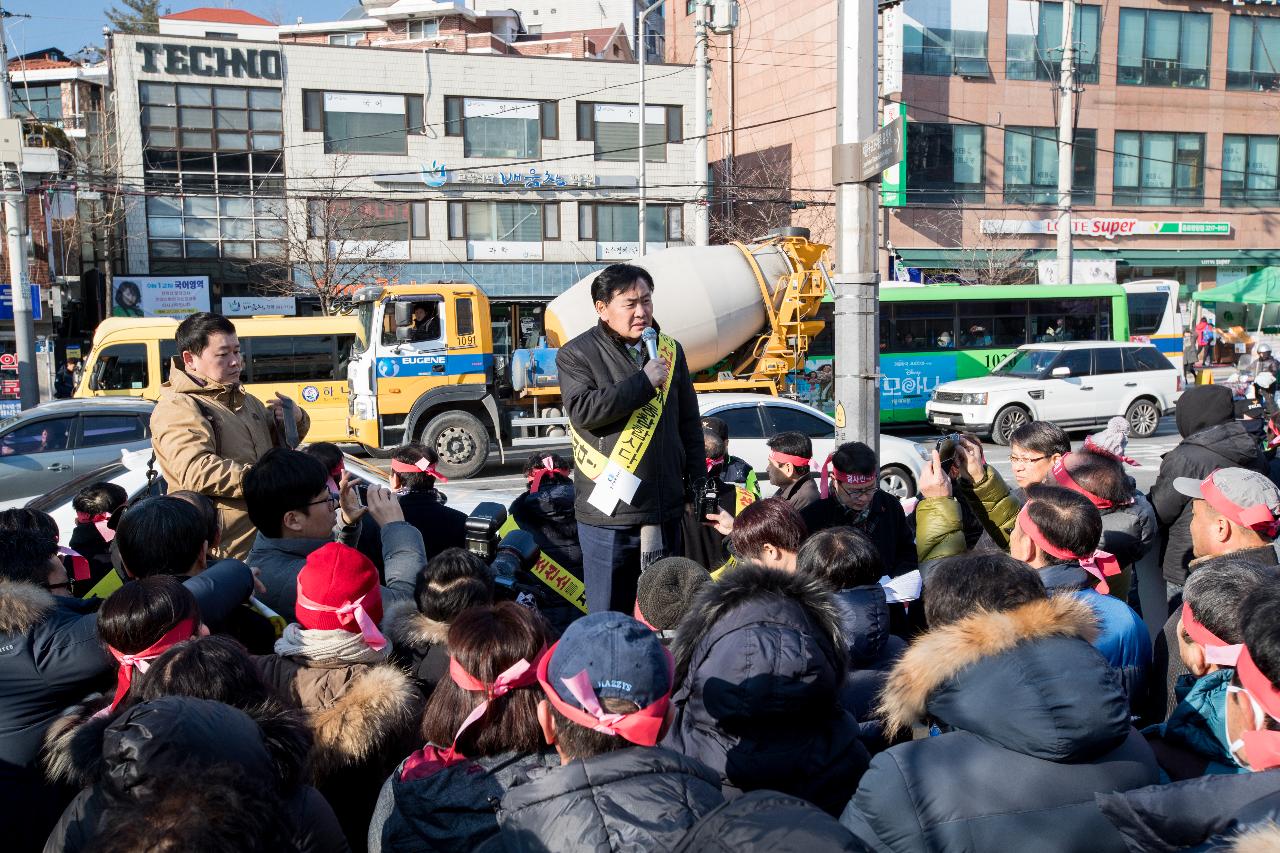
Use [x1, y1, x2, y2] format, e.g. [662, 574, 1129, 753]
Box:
[569, 332, 678, 483]
[497, 515, 587, 613]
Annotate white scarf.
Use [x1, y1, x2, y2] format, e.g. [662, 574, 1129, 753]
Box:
[274, 623, 391, 665]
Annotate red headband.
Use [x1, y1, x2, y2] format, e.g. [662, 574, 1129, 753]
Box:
[528, 456, 570, 493]
[1083, 434, 1140, 467]
[107, 617, 198, 711]
[390, 457, 449, 483]
[1200, 474, 1280, 538]
[1269, 418, 1280, 449]
[400, 649, 547, 781]
[75, 511, 116, 545]
[1235, 645, 1280, 770]
[769, 450, 811, 468]
[819, 454, 876, 499]
[1016, 504, 1121, 595]
[1181, 600, 1243, 667]
[705, 456, 724, 473]
[296, 586, 386, 651]
[535, 640, 671, 747]
[1052, 456, 1121, 510]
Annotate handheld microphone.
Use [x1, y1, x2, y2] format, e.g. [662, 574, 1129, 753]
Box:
[641, 327, 659, 363]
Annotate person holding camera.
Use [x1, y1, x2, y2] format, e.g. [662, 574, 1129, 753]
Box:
[357, 443, 467, 570]
[682, 427, 757, 571]
[558, 264, 703, 614]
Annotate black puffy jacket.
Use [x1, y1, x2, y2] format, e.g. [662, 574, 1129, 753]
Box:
[1096, 767, 1280, 852]
[489, 746, 725, 852]
[43, 696, 347, 853]
[558, 322, 703, 528]
[369, 749, 559, 853]
[832, 586, 906, 726]
[800, 491, 917, 578]
[663, 565, 871, 815]
[359, 489, 467, 572]
[671, 789, 869, 853]
[1150, 386, 1270, 585]
[841, 595, 1161, 853]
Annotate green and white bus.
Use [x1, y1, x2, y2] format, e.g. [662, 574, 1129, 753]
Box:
[790, 280, 1182, 424]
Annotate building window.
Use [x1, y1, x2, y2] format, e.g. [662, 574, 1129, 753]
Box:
[1003, 127, 1096, 204]
[906, 122, 984, 204]
[328, 33, 363, 46]
[12, 83, 62, 122]
[407, 19, 440, 39]
[576, 102, 681, 162]
[1223, 134, 1280, 206]
[1006, 1, 1100, 84]
[578, 203, 682, 243]
[1117, 8, 1210, 88]
[1113, 131, 1204, 205]
[1228, 16, 1280, 91]
[147, 195, 285, 261]
[141, 82, 285, 262]
[307, 199, 425, 257]
[902, 0, 990, 77]
[302, 90, 426, 154]
[446, 201, 555, 241]
[443, 97, 556, 158]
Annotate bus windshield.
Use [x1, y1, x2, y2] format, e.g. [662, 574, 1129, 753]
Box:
[992, 349, 1057, 378]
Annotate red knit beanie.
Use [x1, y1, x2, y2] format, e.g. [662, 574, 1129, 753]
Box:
[295, 542, 384, 634]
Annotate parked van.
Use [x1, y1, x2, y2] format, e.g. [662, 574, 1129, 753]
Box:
[76, 316, 360, 443]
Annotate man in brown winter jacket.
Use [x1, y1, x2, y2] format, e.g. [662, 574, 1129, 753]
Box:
[151, 312, 308, 560]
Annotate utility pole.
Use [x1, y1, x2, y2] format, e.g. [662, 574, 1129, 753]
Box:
[0, 9, 35, 409]
[832, 0, 879, 451]
[1055, 0, 1077, 285]
[636, 0, 663, 256]
[692, 1, 709, 246]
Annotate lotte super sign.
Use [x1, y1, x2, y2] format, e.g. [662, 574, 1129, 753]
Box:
[980, 218, 1232, 239]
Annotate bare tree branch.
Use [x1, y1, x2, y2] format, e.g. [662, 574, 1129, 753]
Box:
[910, 200, 1037, 285]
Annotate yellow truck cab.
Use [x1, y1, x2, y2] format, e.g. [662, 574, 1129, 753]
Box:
[77, 315, 360, 444]
[347, 283, 502, 477]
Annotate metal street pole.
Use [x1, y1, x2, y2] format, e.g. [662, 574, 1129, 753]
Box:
[692, 1, 709, 246]
[1055, 0, 1077, 285]
[637, 0, 663, 256]
[0, 10, 35, 409]
[832, 0, 879, 452]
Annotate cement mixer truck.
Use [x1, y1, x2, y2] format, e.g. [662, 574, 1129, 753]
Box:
[343, 230, 829, 478]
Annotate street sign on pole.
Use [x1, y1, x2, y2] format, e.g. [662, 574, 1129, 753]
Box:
[832, 117, 903, 185]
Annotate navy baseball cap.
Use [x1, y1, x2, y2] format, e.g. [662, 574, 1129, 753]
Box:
[537, 611, 673, 746]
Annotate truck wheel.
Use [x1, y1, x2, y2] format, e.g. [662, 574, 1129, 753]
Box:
[1126, 398, 1161, 438]
[990, 406, 1029, 446]
[421, 410, 491, 480]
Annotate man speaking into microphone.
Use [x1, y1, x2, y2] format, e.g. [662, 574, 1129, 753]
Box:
[557, 263, 703, 613]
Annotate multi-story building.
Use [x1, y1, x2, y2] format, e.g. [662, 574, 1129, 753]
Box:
[107, 25, 694, 349]
[667, 0, 1280, 307]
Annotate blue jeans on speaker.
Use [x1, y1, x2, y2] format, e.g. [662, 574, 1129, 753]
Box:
[578, 518, 684, 614]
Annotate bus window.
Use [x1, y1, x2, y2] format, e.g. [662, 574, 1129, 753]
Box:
[957, 301, 1029, 348]
[92, 344, 148, 391]
[242, 336, 351, 383]
[1127, 291, 1170, 336]
[1029, 298, 1103, 342]
[887, 302, 956, 352]
[160, 340, 177, 383]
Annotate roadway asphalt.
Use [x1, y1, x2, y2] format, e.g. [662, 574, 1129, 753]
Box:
[361, 415, 1183, 513]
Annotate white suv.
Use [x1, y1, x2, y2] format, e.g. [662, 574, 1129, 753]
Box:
[925, 342, 1183, 445]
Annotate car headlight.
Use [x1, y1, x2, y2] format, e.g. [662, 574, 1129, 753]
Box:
[960, 392, 987, 406]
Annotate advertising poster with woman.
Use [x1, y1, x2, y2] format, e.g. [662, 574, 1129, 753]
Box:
[112, 276, 210, 317]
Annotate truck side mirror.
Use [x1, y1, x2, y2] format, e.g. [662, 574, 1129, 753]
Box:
[395, 326, 413, 343]
[394, 302, 413, 327]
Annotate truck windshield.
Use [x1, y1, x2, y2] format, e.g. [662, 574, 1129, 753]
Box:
[991, 349, 1057, 378]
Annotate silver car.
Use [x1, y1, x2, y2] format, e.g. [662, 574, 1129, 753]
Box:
[0, 398, 154, 503]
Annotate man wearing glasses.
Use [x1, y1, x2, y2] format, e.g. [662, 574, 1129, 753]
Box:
[1006, 421, 1071, 502]
[800, 441, 917, 578]
[245, 447, 424, 623]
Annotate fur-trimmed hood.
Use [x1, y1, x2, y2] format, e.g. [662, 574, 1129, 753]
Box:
[878, 595, 1132, 761]
[1231, 821, 1280, 853]
[42, 694, 312, 793]
[257, 655, 422, 782]
[672, 563, 848, 713]
[381, 600, 449, 654]
[0, 579, 54, 634]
